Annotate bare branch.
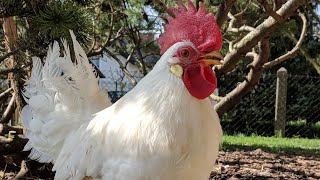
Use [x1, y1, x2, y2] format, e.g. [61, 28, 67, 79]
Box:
[210, 94, 223, 102]
[215, 38, 271, 116]
[0, 62, 32, 75]
[105, 3, 115, 47]
[246, 51, 259, 60]
[274, 0, 287, 10]
[216, 0, 305, 77]
[0, 47, 22, 64]
[152, 0, 175, 18]
[122, 8, 147, 76]
[227, 39, 234, 52]
[0, 88, 13, 101]
[86, 32, 123, 57]
[134, 28, 148, 76]
[234, 0, 252, 17]
[14, 160, 29, 179]
[227, 12, 255, 33]
[258, 0, 285, 23]
[124, 46, 137, 68]
[0, 94, 15, 124]
[287, 32, 320, 74]
[0, 67, 17, 74]
[104, 48, 137, 85]
[263, 12, 307, 69]
[215, 0, 237, 27]
[87, 6, 122, 57]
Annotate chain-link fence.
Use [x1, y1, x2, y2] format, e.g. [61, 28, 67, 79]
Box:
[99, 72, 320, 139]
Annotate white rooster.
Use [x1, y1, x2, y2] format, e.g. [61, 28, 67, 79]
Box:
[22, 1, 223, 179]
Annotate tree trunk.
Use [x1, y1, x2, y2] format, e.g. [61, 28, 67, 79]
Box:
[3, 17, 22, 126]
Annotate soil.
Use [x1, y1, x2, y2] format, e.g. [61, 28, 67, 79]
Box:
[211, 149, 320, 180]
[1, 149, 320, 179]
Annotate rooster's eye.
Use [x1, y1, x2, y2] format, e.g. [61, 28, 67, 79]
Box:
[180, 49, 190, 58]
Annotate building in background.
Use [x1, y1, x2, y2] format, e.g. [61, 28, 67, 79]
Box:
[91, 32, 160, 102]
[91, 54, 143, 102]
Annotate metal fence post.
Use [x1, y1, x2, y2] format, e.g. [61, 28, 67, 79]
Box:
[275, 67, 288, 137]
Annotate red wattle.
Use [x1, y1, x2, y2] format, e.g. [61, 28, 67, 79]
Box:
[183, 63, 217, 99]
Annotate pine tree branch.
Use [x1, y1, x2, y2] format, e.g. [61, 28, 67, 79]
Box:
[0, 0, 49, 18]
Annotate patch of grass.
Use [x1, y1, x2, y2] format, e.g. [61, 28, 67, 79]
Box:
[222, 135, 320, 156]
[287, 119, 307, 126]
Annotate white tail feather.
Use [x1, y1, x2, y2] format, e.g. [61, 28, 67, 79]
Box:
[22, 31, 112, 162]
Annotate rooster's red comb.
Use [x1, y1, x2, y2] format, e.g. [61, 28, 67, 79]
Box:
[158, 0, 222, 54]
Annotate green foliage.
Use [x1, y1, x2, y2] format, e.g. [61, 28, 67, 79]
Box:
[0, 0, 25, 16]
[33, 1, 91, 41]
[11, 0, 94, 58]
[73, 0, 94, 6]
[125, 0, 146, 24]
[0, 0, 163, 65]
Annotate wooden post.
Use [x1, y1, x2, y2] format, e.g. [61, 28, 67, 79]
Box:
[275, 67, 288, 137]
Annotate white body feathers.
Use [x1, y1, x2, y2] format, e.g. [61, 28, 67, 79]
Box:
[23, 37, 222, 179]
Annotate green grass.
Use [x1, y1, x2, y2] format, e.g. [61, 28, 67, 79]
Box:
[222, 135, 320, 156]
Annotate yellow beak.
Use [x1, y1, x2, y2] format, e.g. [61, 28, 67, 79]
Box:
[199, 51, 223, 66]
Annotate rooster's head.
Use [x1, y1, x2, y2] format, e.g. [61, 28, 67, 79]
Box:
[158, 0, 223, 100]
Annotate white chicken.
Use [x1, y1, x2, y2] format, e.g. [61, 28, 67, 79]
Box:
[22, 1, 223, 179]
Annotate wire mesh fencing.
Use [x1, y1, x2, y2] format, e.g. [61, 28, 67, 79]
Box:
[99, 71, 320, 139]
[0, 78, 8, 90]
[219, 73, 320, 139]
[285, 75, 320, 138]
[219, 74, 277, 137]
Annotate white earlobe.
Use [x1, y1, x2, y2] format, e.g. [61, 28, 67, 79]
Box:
[170, 64, 183, 78]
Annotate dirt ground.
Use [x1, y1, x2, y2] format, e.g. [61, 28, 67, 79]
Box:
[1, 149, 320, 179]
[211, 149, 320, 179]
